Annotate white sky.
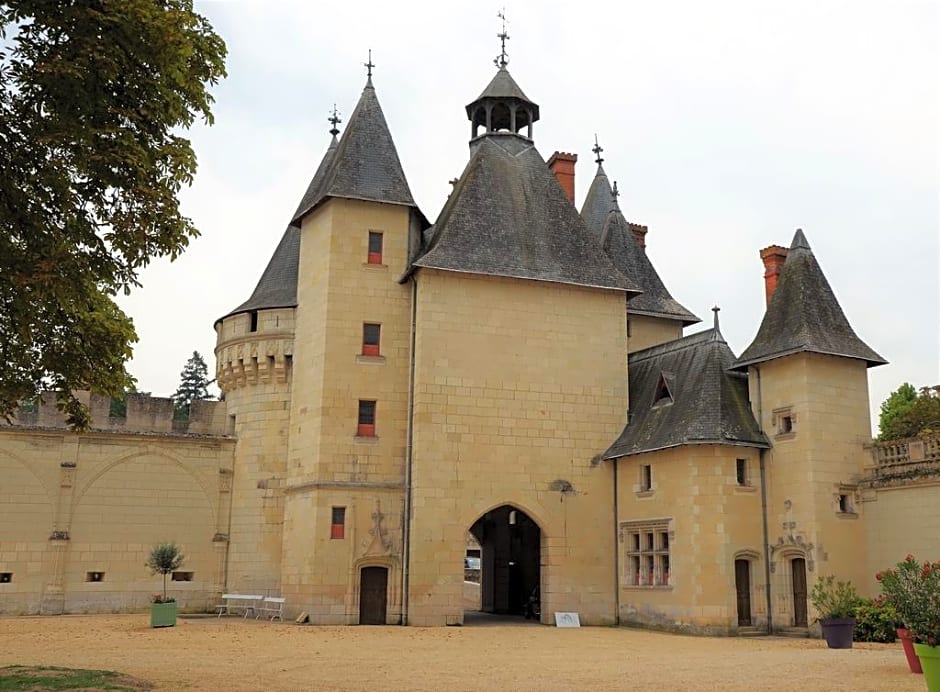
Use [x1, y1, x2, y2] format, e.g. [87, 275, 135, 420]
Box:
[116, 0, 939, 435]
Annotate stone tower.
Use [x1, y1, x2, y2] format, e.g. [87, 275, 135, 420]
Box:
[278, 73, 425, 624]
[733, 229, 886, 628]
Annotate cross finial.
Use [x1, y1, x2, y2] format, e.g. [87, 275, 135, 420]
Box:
[612, 181, 620, 200]
[494, 9, 510, 68]
[712, 305, 721, 330]
[364, 49, 375, 82]
[328, 104, 342, 137]
[592, 134, 604, 165]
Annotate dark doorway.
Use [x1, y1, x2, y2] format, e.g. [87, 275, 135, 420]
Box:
[359, 566, 388, 625]
[791, 558, 808, 627]
[468, 505, 540, 617]
[735, 559, 752, 626]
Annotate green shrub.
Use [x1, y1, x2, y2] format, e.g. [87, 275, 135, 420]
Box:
[810, 575, 861, 620]
[853, 597, 898, 642]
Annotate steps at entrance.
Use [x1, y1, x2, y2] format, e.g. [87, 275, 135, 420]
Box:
[737, 626, 767, 637]
[778, 627, 811, 638]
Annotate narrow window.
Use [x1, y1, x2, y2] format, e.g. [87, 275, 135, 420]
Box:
[331, 506, 346, 539]
[640, 464, 652, 491]
[736, 459, 748, 486]
[249, 310, 259, 333]
[367, 231, 383, 264]
[629, 555, 640, 586]
[646, 555, 655, 586]
[660, 554, 670, 585]
[86, 571, 105, 582]
[646, 532, 655, 551]
[838, 494, 851, 513]
[626, 319, 632, 338]
[362, 323, 381, 357]
[171, 571, 194, 582]
[357, 400, 376, 437]
[660, 531, 669, 550]
[781, 415, 793, 433]
[0, 573, 11, 583]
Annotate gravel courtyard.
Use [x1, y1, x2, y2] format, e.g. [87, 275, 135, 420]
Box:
[0, 614, 926, 691]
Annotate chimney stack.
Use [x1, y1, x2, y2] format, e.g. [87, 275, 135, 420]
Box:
[547, 152, 577, 203]
[628, 222, 648, 249]
[759, 245, 789, 306]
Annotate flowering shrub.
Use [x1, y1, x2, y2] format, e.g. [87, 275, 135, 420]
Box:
[852, 597, 898, 643]
[877, 554, 940, 646]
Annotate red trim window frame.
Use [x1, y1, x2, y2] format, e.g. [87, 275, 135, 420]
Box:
[357, 400, 376, 437]
[367, 231, 383, 265]
[362, 323, 381, 357]
[330, 506, 346, 539]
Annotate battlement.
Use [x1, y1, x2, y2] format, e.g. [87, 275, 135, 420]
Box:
[3, 391, 231, 436]
[215, 308, 295, 393]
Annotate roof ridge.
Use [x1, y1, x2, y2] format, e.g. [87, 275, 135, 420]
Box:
[629, 328, 717, 363]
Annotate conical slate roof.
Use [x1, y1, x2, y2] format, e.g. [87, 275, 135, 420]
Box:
[580, 163, 617, 238]
[733, 229, 887, 369]
[604, 327, 769, 459]
[292, 80, 417, 226]
[582, 165, 699, 324]
[412, 134, 640, 293]
[601, 209, 700, 324]
[466, 66, 538, 112]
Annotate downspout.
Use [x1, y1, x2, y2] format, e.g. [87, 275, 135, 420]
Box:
[613, 460, 620, 625]
[401, 276, 418, 625]
[755, 365, 773, 634]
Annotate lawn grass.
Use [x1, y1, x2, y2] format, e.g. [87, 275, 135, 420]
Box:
[0, 665, 151, 690]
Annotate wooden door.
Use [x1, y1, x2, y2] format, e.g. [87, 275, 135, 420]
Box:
[359, 566, 388, 625]
[791, 558, 808, 627]
[735, 559, 751, 626]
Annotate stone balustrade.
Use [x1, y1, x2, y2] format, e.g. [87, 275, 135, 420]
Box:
[865, 433, 940, 486]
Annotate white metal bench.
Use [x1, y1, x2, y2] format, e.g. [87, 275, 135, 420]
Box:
[255, 596, 286, 621]
[215, 593, 263, 618]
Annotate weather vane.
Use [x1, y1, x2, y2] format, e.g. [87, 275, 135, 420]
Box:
[364, 49, 374, 79]
[328, 104, 342, 137]
[494, 9, 509, 68]
[592, 134, 604, 165]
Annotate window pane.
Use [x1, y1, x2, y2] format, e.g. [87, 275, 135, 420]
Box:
[363, 323, 381, 345]
[358, 400, 376, 425]
[368, 232, 383, 253]
[331, 506, 345, 525]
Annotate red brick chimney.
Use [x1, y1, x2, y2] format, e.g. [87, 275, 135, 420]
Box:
[759, 245, 789, 306]
[628, 222, 648, 250]
[547, 152, 577, 203]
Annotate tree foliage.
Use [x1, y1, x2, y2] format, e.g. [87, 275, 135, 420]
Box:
[146, 541, 185, 602]
[0, 1, 226, 429]
[879, 384, 940, 441]
[173, 350, 211, 420]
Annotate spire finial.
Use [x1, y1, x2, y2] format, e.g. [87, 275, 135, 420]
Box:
[494, 9, 510, 68]
[328, 104, 342, 137]
[612, 181, 620, 200]
[592, 134, 604, 165]
[364, 49, 375, 84]
[712, 305, 721, 330]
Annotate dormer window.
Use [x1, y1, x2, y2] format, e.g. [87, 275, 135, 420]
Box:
[652, 373, 674, 408]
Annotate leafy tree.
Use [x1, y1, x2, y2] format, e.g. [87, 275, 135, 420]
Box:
[0, 1, 227, 429]
[173, 351, 211, 420]
[878, 383, 918, 440]
[146, 542, 185, 603]
[879, 385, 940, 441]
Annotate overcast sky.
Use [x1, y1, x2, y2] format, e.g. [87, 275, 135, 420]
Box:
[115, 0, 939, 435]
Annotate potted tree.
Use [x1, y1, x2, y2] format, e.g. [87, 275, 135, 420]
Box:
[878, 555, 924, 674]
[810, 575, 860, 649]
[146, 542, 185, 628]
[880, 555, 940, 691]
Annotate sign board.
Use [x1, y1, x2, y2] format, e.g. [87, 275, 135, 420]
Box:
[554, 611, 581, 628]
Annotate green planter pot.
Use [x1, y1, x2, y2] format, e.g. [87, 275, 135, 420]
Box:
[150, 601, 177, 628]
[914, 643, 940, 692]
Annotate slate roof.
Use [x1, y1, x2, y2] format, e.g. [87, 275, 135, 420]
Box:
[733, 229, 887, 369]
[604, 327, 770, 459]
[580, 163, 617, 238]
[220, 225, 301, 321]
[581, 165, 699, 324]
[466, 66, 538, 116]
[291, 80, 418, 227]
[412, 134, 641, 293]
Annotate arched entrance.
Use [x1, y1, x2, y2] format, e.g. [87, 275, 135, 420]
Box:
[468, 505, 540, 617]
[734, 559, 752, 626]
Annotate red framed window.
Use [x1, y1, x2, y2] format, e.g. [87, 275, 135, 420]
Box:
[362, 323, 381, 357]
[357, 400, 376, 437]
[330, 507, 345, 539]
[367, 231, 383, 265]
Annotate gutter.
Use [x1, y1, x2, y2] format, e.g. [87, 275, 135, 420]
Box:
[401, 276, 418, 625]
[613, 460, 620, 624]
[755, 365, 774, 634]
